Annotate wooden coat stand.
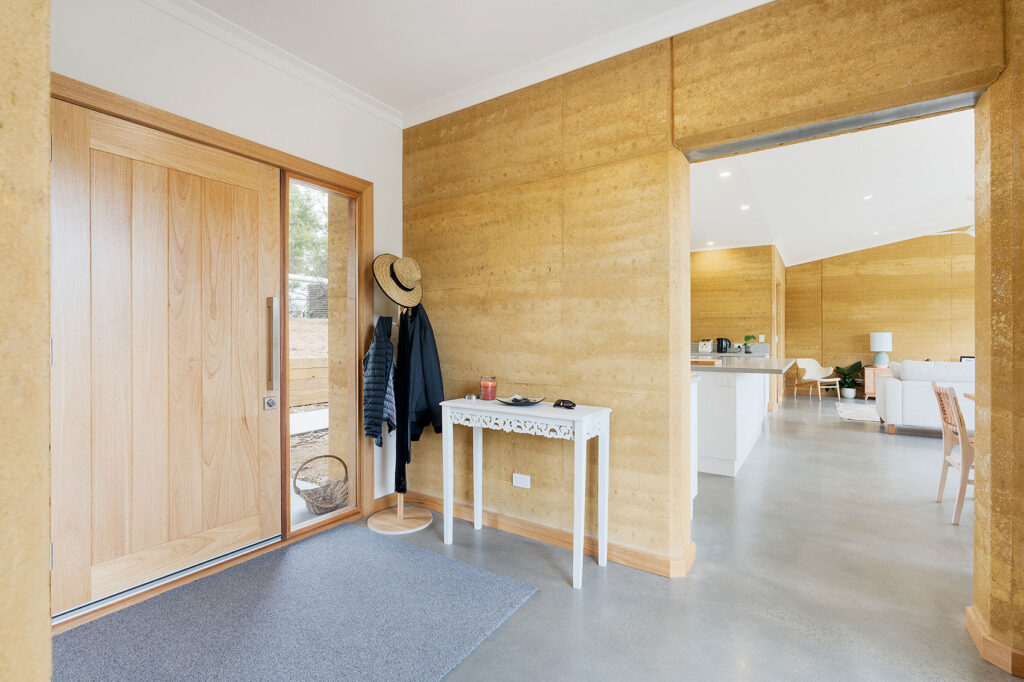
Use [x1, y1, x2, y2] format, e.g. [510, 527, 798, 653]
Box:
[367, 492, 432, 535]
[367, 305, 432, 535]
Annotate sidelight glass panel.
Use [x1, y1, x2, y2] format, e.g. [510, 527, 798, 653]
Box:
[287, 176, 358, 532]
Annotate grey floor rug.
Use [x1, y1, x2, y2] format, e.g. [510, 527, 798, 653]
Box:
[53, 524, 535, 681]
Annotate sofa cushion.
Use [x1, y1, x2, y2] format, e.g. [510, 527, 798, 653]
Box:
[900, 360, 974, 383]
[901, 380, 975, 430]
[889, 362, 902, 380]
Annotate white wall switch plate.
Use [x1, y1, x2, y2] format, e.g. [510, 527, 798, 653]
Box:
[758, 334, 765, 342]
[512, 473, 531, 489]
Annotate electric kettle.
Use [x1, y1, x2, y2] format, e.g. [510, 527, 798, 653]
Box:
[716, 338, 732, 353]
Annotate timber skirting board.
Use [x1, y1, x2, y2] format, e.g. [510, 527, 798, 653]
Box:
[967, 605, 1024, 677]
[372, 493, 399, 513]
[400, 491, 695, 578]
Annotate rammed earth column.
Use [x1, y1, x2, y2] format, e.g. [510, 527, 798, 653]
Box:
[969, 0, 1024, 675]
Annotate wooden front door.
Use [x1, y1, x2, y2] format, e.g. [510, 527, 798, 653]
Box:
[50, 100, 282, 615]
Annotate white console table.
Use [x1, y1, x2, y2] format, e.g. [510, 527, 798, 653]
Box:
[440, 398, 611, 589]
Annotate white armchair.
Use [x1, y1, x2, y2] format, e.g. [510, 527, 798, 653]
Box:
[793, 358, 841, 399]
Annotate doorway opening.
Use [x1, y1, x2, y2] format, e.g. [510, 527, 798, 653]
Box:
[285, 174, 360, 533]
[685, 106, 979, 669]
[688, 108, 975, 496]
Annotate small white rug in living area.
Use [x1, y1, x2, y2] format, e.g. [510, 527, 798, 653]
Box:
[836, 402, 881, 422]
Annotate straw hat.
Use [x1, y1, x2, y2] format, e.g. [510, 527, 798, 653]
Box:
[372, 254, 422, 307]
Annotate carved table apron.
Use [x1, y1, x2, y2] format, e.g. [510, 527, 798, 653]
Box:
[439, 398, 611, 589]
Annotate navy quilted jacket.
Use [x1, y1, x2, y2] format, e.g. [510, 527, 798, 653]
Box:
[362, 316, 397, 446]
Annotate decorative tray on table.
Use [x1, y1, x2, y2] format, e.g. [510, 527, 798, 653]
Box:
[496, 395, 546, 407]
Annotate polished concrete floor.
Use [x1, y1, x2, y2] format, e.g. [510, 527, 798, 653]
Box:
[374, 394, 1006, 680]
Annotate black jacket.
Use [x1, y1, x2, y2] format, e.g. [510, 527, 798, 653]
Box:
[362, 316, 397, 447]
[394, 304, 444, 493]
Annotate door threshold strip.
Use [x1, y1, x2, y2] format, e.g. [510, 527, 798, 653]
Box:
[51, 534, 281, 626]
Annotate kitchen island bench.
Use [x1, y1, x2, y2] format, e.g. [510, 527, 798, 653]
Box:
[691, 357, 795, 477]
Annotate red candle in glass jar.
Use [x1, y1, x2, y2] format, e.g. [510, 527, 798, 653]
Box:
[480, 376, 496, 401]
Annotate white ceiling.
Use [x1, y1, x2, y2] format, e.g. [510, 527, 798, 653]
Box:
[153, 0, 973, 263]
[161, 0, 770, 126]
[690, 110, 976, 265]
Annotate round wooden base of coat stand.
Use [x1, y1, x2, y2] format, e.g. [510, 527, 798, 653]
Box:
[367, 495, 432, 535]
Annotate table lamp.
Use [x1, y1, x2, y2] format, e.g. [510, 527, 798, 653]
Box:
[870, 332, 892, 367]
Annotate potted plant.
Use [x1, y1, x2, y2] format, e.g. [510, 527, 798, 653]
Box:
[834, 361, 864, 398]
[743, 334, 756, 354]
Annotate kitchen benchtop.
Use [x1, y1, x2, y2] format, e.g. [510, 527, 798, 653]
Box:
[690, 357, 795, 374]
[691, 351, 770, 359]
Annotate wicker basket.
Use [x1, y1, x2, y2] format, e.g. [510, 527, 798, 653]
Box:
[293, 455, 349, 515]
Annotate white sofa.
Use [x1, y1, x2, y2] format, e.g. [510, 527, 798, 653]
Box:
[876, 361, 975, 433]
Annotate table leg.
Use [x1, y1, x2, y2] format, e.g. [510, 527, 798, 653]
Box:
[572, 433, 586, 589]
[598, 422, 609, 567]
[442, 406, 453, 545]
[473, 425, 482, 530]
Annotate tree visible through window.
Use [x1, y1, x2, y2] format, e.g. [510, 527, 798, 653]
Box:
[289, 182, 327, 279]
[288, 183, 328, 319]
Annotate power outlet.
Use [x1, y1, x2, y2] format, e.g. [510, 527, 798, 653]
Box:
[512, 473, 531, 489]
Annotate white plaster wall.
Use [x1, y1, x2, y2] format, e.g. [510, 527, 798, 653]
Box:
[51, 0, 402, 498]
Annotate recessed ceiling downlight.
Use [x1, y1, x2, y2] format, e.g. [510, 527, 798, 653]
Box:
[739, 204, 750, 211]
[706, 241, 715, 246]
[863, 195, 873, 200]
[719, 171, 731, 178]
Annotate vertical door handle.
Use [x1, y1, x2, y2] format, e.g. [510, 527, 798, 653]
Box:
[267, 296, 280, 391]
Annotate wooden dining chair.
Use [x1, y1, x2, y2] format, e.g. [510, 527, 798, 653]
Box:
[932, 383, 975, 525]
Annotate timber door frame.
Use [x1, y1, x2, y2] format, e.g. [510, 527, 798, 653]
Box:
[49, 74, 375, 630]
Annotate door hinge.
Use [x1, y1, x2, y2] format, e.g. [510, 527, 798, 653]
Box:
[49, 134, 52, 162]
[49, 337, 53, 367]
[49, 542, 53, 571]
